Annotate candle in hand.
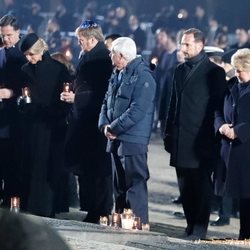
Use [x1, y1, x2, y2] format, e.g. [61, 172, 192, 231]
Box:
[63, 82, 70, 93]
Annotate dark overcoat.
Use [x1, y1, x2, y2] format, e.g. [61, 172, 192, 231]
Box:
[64, 41, 113, 214]
[0, 42, 28, 199]
[165, 53, 227, 168]
[0, 42, 28, 126]
[216, 81, 250, 198]
[64, 42, 113, 174]
[21, 52, 71, 216]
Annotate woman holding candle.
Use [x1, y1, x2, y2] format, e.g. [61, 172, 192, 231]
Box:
[18, 33, 71, 217]
[215, 48, 250, 239]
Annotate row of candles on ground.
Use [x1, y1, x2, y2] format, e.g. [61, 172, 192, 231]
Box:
[10, 198, 150, 231]
[99, 208, 150, 231]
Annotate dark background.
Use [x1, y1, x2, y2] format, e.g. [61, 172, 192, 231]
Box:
[0, 0, 249, 31]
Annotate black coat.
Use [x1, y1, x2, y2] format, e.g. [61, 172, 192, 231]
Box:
[65, 42, 113, 175]
[0, 42, 28, 131]
[21, 52, 71, 216]
[165, 52, 227, 169]
[215, 81, 250, 198]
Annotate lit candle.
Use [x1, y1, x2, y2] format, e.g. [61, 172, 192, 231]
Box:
[10, 197, 20, 213]
[22, 87, 32, 103]
[121, 214, 134, 230]
[141, 223, 150, 231]
[63, 82, 70, 93]
[65, 49, 72, 61]
[111, 213, 121, 227]
[151, 57, 158, 65]
[23, 87, 30, 97]
[123, 208, 133, 215]
[132, 217, 141, 230]
[99, 216, 108, 226]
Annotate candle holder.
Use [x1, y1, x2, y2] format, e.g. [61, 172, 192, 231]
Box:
[111, 213, 121, 228]
[141, 223, 150, 231]
[121, 213, 134, 230]
[132, 217, 141, 230]
[63, 82, 70, 93]
[22, 87, 32, 103]
[123, 208, 133, 215]
[99, 216, 109, 226]
[10, 197, 20, 213]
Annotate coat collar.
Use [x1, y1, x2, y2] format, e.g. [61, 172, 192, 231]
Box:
[231, 80, 250, 101]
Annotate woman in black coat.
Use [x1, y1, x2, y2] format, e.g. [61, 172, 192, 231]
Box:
[215, 48, 250, 239]
[60, 20, 113, 223]
[19, 33, 71, 217]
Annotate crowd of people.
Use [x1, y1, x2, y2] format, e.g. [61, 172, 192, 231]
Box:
[0, 0, 250, 243]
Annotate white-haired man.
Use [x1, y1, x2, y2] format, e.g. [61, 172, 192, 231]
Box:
[99, 37, 156, 224]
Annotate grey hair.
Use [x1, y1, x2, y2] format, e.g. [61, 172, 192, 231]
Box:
[231, 48, 250, 71]
[111, 37, 137, 62]
[75, 26, 104, 42]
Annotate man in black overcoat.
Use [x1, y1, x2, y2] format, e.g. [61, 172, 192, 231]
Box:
[61, 20, 113, 223]
[164, 28, 227, 239]
[0, 14, 27, 207]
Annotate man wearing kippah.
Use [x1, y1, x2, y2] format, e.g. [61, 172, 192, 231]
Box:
[61, 20, 113, 223]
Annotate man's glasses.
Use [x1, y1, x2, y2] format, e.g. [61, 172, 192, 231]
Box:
[79, 20, 98, 29]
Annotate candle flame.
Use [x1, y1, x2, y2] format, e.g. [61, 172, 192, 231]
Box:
[64, 83, 70, 92]
[151, 57, 158, 65]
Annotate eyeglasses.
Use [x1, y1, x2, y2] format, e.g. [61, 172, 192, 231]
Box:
[79, 20, 98, 29]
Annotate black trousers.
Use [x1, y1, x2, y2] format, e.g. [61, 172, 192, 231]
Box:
[176, 167, 213, 237]
[0, 138, 21, 207]
[78, 155, 113, 216]
[239, 198, 250, 239]
[111, 152, 150, 223]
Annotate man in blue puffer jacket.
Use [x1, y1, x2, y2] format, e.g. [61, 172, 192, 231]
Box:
[98, 37, 156, 224]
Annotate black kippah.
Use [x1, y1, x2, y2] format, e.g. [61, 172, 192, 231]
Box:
[19, 33, 39, 52]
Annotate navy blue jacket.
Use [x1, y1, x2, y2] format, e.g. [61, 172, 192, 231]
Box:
[98, 56, 156, 145]
[215, 80, 250, 198]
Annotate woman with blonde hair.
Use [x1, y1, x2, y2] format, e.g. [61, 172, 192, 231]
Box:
[215, 48, 250, 239]
[19, 33, 71, 217]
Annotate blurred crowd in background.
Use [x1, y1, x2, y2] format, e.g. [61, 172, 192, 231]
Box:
[0, 0, 249, 67]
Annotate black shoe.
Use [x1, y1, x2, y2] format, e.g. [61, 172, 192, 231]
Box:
[210, 217, 230, 226]
[83, 213, 100, 224]
[172, 196, 182, 204]
[173, 211, 185, 218]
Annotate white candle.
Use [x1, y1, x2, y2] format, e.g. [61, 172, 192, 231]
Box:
[10, 196, 20, 213]
[99, 216, 108, 226]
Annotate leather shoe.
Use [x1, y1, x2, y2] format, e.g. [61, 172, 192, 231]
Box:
[210, 217, 230, 226]
[83, 213, 100, 224]
[172, 196, 182, 204]
[173, 211, 185, 218]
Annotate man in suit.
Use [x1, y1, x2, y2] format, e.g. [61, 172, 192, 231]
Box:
[164, 28, 227, 239]
[98, 37, 156, 224]
[0, 14, 27, 207]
